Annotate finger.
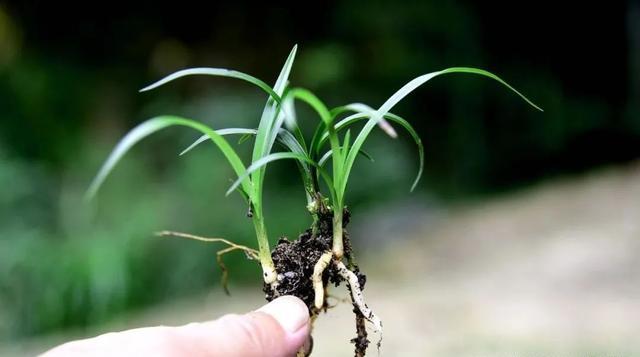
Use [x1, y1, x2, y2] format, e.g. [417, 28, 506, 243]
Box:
[41, 295, 310, 357]
[179, 295, 310, 356]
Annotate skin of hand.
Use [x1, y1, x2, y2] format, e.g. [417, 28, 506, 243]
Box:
[41, 295, 311, 357]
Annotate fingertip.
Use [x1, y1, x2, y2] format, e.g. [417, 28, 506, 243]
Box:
[176, 296, 311, 356]
[257, 295, 309, 334]
[257, 295, 311, 354]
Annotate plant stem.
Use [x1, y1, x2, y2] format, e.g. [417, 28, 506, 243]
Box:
[253, 214, 277, 284]
[332, 207, 344, 259]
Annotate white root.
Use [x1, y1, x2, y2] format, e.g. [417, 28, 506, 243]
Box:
[334, 260, 383, 334]
[156, 231, 259, 258]
[312, 251, 333, 309]
[265, 267, 280, 290]
[157, 230, 264, 293]
[156, 231, 282, 291]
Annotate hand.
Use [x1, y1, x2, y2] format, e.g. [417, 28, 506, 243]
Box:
[41, 296, 311, 357]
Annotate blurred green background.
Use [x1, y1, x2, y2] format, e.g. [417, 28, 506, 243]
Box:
[0, 0, 638, 351]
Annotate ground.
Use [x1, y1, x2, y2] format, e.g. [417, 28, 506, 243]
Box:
[4, 162, 640, 356]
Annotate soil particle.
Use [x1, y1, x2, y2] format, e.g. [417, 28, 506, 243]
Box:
[264, 229, 334, 309]
[351, 303, 370, 357]
[263, 209, 357, 311]
[262, 208, 372, 355]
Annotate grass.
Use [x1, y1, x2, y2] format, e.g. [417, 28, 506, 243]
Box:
[88, 45, 298, 285]
[87, 44, 541, 355]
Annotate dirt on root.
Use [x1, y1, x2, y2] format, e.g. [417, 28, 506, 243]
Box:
[263, 209, 370, 355]
[351, 303, 370, 357]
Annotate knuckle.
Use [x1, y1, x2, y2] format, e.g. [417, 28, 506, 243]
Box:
[222, 313, 282, 354]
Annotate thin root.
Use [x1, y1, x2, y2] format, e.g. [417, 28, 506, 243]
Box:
[325, 292, 352, 309]
[334, 260, 383, 334]
[216, 246, 243, 295]
[157, 230, 258, 294]
[312, 251, 333, 310]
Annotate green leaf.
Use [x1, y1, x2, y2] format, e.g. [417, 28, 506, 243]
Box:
[140, 68, 280, 103]
[378, 113, 423, 191]
[275, 128, 308, 157]
[318, 147, 374, 167]
[226, 152, 320, 196]
[332, 103, 398, 138]
[272, 45, 298, 96]
[180, 128, 258, 156]
[316, 108, 403, 152]
[251, 45, 298, 202]
[286, 88, 342, 191]
[86, 116, 251, 201]
[339, 67, 541, 198]
[342, 129, 351, 159]
[332, 112, 424, 191]
[181, 127, 311, 174]
[281, 90, 309, 151]
[288, 88, 332, 125]
[376, 67, 542, 116]
[275, 128, 315, 194]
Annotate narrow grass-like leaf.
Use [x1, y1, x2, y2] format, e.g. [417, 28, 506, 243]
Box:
[182, 128, 311, 176]
[251, 45, 298, 207]
[86, 115, 251, 200]
[339, 67, 541, 198]
[281, 91, 309, 152]
[274, 128, 316, 195]
[342, 129, 352, 159]
[378, 113, 423, 191]
[180, 128, 258, 156]
[140, 68, 280, 104]
[252, 45, 297, 164]
[237, 133, 253, 144]
[333, 103, 398, 138]
[283, 89, 332, 164]
[286, 88, 341, 180]
[321, 111, 425, 191]
[376, 67, 542, 117]
[226, 152, 321, 196]
[276, 129, 308, 157]
[316, 110, 406, 149]
[318, 147, 374, 167]
[282, 91, 298, 131]
[288, 88, 332, 125]
[272, 45, 298, 95]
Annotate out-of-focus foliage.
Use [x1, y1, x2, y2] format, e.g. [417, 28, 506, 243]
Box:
[0, 139, 313, 339]
[0, 0, 636, 341]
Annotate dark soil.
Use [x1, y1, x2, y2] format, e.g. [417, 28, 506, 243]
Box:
[351, 303, 369, 357]
[263, 209, 371, 355]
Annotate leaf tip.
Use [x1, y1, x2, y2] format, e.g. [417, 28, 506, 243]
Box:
[379, 119, 398, 138]
[82, 191, 94, 203]
[83, 182, 100, 204]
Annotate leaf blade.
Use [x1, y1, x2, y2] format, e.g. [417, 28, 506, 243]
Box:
[140, 68, 280, 103]
[179, 129, 258, 156]
[86, 116, 251, 201]
[340, 67, 541, 198]
[226, 151, 319, 196]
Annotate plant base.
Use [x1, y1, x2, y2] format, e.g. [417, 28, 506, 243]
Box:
[262, 210, 375, 356]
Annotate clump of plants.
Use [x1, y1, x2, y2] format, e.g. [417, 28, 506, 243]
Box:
[87, 45, 541, 356]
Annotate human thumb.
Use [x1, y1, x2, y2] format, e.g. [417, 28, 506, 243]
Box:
[41, 296, 310, 357]
[178, 295, 311, 357]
